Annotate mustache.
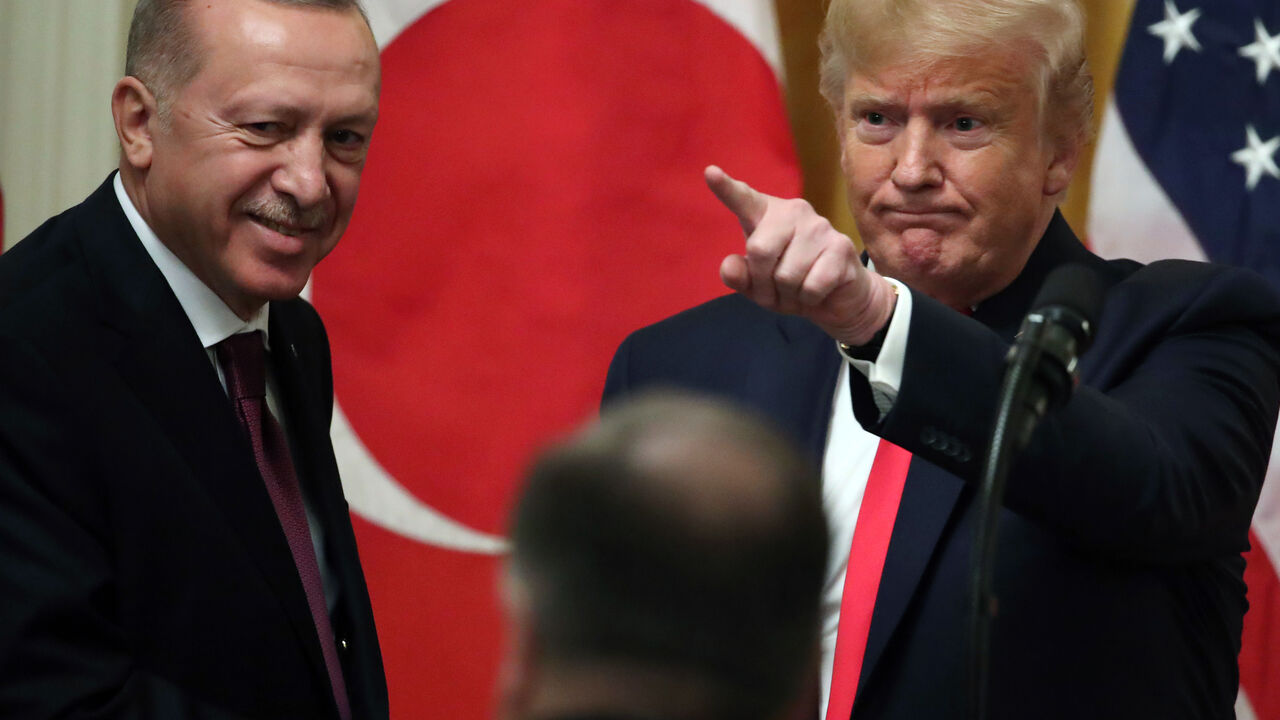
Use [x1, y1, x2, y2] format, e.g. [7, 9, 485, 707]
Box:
[240, 196, 329, 231]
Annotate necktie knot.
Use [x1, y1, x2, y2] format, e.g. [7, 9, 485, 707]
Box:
[217, 331, 266, 401]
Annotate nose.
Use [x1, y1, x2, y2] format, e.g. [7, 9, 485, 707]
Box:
[272, 133, 329, 209]
[890, 120, 943, 190]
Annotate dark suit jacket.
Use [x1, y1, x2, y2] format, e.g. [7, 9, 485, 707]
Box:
[0, 177, 389, 720]
[603, 213, 1280, 719]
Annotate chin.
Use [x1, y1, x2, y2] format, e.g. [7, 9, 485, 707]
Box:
[240, 269, 312, 305]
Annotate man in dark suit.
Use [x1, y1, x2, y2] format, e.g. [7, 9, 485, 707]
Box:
[0, 1, 387, 718]
[604, 0, 1280, 718]
[498, 392, 828, 720]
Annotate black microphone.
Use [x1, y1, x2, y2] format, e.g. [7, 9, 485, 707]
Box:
[1003, 262, 1106, 448]
[968, 262, 1105, 720]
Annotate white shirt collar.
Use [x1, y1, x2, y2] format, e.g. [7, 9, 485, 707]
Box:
[113, 172, 270, 349]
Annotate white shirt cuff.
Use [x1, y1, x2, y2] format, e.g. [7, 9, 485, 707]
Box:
[839, 278, 911, 414]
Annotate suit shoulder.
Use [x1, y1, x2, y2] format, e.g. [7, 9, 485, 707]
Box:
[0, 210, 89, 316]
[621, 293, 782, 349]
[1116, 259, 1280, 319]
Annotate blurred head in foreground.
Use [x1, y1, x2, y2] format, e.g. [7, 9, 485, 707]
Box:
[500, 392, 829, 720]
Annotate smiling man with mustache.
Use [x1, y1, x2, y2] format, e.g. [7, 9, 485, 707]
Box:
[604, 0, 1280, 718]
[0, 1, 387, 718]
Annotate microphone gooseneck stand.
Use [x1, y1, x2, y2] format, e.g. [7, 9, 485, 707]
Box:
[967, 264, 1104, 720]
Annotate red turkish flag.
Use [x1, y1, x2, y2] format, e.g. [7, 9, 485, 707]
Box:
[310, 0, 800, 715]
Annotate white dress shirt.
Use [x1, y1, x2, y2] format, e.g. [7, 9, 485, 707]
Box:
[112, 173, 339, 614]
[818, 275, 913, 718]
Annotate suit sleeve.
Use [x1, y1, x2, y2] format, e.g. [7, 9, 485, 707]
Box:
[862, 264, 1280, 563]
[0, 338, 250, 720]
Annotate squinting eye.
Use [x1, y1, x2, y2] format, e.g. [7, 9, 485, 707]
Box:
[248, 122, 282, 133]
[955, 117, 978, 131]
[331, 129, 365, 146]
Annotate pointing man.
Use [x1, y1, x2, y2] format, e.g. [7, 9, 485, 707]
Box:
[605, 0, 1280, 717]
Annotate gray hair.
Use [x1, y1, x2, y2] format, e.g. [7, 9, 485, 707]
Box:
[125, 0, 371, 117]
[818, 0, 1094, 146]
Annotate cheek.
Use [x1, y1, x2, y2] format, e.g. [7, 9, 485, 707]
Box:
[330, 166, 365, 215]
[841, 149, 881, 202]
[949, 151, 1014, 204]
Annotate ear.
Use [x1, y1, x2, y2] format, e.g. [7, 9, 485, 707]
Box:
[1043, 133, 1082, 198]
[112, 77, 159, 171]
[495, 578, 541, 720]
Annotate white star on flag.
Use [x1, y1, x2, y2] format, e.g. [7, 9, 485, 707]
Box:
[1231, 124, 1280, 191]
[1239, 18, 1280, 85]
[1148, 0, 1202, 64]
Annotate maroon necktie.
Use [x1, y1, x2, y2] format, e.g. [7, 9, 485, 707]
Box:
[217, 331, 352, 720]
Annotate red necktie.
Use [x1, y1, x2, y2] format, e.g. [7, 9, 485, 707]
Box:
[217, 332, 352, 720]
[825, 439, 912, 720]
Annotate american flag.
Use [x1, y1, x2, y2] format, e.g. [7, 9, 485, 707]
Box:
[1088, 1, 1280, 716]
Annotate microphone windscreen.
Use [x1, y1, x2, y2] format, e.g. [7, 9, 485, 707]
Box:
[1032, 263, 1106, 330]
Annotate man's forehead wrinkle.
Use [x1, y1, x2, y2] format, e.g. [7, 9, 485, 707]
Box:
[214, 62, 379, 120]
[848, 61, 1030, 114]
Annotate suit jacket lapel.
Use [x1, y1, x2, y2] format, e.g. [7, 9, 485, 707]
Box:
[78, 177, 334, 696]
[855, 457, 964, 703]
[854, 211, 1102, 704]
[271, 302, 388, 716]
[267, 305, 358, 609]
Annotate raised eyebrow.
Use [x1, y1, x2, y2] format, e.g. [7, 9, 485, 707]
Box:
[932, 90, 1003, 115]
[846, 93, 899, 114]
[225, 98, 303, 117]
[329, 115, 378, 132]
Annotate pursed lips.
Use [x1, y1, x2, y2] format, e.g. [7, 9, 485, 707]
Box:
[880, 207, 964, 225]
[882, 206, 962, 216]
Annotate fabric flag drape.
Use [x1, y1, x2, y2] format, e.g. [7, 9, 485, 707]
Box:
[1088, 1, 1280, 717]
[310, 1, 800, 715]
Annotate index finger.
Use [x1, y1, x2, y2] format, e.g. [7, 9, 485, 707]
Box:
[705, 165, 769, 235]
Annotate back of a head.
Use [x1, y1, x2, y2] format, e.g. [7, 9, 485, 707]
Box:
[508, 392, 828, 720]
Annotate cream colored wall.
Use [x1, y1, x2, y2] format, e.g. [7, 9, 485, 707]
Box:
[0, 0, 136, 250]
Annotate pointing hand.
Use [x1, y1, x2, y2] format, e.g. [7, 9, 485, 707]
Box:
[705, 165, 897, 346]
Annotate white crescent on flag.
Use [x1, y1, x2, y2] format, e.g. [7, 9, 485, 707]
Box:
[330, 401, 508, 553]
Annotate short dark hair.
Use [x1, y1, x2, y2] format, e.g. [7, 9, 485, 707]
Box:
[125, 0, 371, 116]
[509, 392, 828, 720]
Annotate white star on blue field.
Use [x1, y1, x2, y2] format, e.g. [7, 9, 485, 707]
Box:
[1121, 0, 1280, 280]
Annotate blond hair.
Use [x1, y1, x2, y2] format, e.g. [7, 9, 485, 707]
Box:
[818, 0, 1093, 145]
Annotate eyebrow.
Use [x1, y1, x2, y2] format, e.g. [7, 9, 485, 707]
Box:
[226, 99, 378, 128]
[846, 89, 1004, 116]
